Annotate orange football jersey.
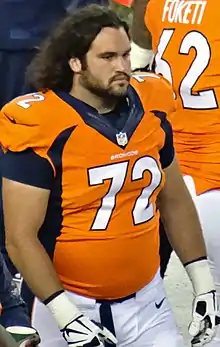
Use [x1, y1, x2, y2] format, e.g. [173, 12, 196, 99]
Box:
[146, 0, 220, 194]
[0, 74, 175, 299]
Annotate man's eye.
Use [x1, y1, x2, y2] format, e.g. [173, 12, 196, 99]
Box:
[123, 51, 130, 58]
[103, 55, 114, 60]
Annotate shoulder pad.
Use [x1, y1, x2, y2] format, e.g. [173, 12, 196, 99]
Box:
[130, 72, 176, 116]
[0, 91, 74, 154]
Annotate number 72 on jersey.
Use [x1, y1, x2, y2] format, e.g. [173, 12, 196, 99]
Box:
[88, 156, 162, 231]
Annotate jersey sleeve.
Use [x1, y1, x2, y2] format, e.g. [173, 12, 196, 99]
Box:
[0, 94, 57, 188]
[131, 72, 177, 118]
[1, 149, 54, 189]
[145, 0, 160, 52]
[131, 73, 176, 169]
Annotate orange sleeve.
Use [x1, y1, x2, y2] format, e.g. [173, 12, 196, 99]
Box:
[0, 93, 56, 174]
[131, 72, 176, 117]
[145, 0, 163, 52]
[145, 0, 157, 51]
[156, 75, 177, 117]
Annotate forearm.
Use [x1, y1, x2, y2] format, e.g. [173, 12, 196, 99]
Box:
[159, 187, 207, 265]
[6, 237, 63, 302]
[131, 0, 152, 49]
[159, 159, 215, 296]
[130, 0, 153, 70]
[6, 237, 85, 330]
[2, 178, 81, 330]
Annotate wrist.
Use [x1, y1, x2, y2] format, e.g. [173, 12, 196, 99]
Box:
[44, 291, 80, 328]
[130, 41, 153, 71]
[185, 258, 215, 295]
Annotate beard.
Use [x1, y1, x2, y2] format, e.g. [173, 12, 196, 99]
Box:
[79, 70, 130, 101]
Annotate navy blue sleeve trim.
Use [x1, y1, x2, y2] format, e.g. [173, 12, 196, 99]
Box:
[159, 118, 175, 169]
[151, 110, 175, 169]
[1, 149, 54, 189]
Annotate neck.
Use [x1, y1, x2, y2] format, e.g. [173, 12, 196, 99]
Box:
[69, 84, 117, 114]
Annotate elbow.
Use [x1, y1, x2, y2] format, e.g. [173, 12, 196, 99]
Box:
[5, 228, 39, 252]
[5, 233, 20, 259]
[5, 226, 20, 247]
[5, 229, 36, 267]
[5, 229, 34, 256]
[5, 233, 24, 274]
[5, 240, 19, 270]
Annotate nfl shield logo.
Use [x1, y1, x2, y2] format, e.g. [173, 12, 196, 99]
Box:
[116, 132, 128, 146]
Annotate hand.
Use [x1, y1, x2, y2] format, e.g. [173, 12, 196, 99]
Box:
[18, 331, 40, 347]
[45, 291, 117, 346]
[0, 325, 40, 347]
[60, 314, 117, 347]
[185, 259, 220, 346]
[189, 290, 219, 346]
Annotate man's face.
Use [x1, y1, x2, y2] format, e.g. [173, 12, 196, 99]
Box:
[79, 27, 131, 98]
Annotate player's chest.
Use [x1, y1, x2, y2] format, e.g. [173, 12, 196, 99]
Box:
[60, 111, 163, 170]
[57, 116, 165, 204]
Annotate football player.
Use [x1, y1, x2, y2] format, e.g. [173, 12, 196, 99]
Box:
[131, 0, 220, 346]
[0, 4, 218, 347]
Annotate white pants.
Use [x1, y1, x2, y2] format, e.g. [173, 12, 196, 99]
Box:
[32, 270, 185, 347]
[184, 176, 220, 346]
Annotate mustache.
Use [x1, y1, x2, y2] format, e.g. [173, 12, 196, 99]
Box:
[110, 73, 130, 83]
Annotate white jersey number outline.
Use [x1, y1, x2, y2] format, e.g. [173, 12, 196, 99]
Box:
[88, 156, 162, 231]
[155, 29, 218, 110]
[17, 93, 45, 109]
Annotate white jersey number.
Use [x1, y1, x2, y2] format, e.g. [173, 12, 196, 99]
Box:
[155, 29, 218, 110]
[17, 93, 45, 109]
[88, 156, 162, 230]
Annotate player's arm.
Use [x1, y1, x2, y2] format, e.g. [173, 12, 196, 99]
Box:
[2, 149, 116, 347]
[130, 0, 153, 71]
[158, 158, 208, 263]
[157, 118, 218, 345]
[3, 181, 62, 298]
[131, 0, 151, 49]
[2, 152, 62, 302]
[157, 119, 212, 289]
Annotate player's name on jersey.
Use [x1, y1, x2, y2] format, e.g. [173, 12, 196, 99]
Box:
[162, 0, 207, 25]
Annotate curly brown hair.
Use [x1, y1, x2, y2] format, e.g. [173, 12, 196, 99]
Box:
[26, 4, 130, 92]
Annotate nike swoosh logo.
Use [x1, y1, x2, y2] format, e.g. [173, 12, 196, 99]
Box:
[155, 297, 166, 309]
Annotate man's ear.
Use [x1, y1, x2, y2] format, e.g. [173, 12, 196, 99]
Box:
[69, 57, 82, 73]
